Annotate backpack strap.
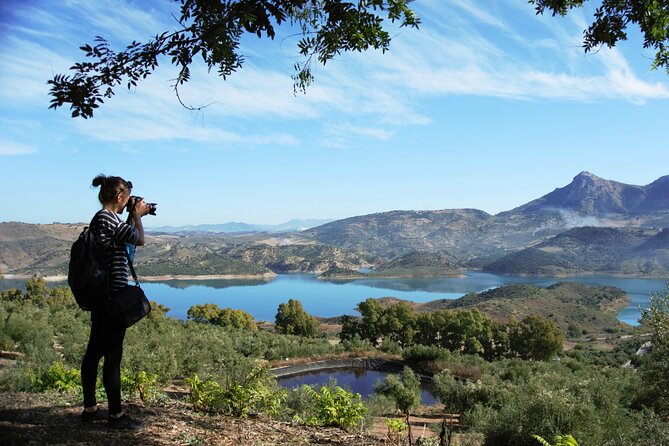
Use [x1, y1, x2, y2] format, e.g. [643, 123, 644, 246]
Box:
[89, 212, 112, 299]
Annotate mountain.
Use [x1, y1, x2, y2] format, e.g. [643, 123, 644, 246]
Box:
[504, 171, 669, 218]
[305, 173, 669, 261]
[484, 226, 668, 275]
[505, 171, 645, 215]
[148, 218, 334, 234]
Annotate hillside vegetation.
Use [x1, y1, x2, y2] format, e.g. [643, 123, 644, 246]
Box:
[486, 227, 669, 276]
[371, 250, 461, 277]
[426, 282, 630, 335]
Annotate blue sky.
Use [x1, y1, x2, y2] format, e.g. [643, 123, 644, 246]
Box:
[1, 0, 667, 227]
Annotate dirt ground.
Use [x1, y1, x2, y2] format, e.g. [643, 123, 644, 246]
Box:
[0, 390, 464, 446]
[0, 391, 388, 446]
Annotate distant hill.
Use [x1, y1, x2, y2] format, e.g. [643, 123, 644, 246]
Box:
[222, 241, 370, 274]
[303, 209, 496, 259]
[0, 222, 366, 278]
[416, 282, 632, 334]
[0, 222, 83, 276]
[484, 226, 669, 275]
[148, 218, 333, 234]
[372, 250, 461, 277]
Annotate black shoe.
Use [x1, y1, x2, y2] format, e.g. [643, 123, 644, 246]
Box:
[107, 413, 145, 430]
[81, 407, 107, 422]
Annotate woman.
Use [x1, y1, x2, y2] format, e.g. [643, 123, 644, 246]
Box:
[80, 174, 150, 430]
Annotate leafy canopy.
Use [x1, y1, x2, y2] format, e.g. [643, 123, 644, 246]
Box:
[275, 298, 319, 337]
[47, 0, 420, 118]
[531, 0, 669, 73]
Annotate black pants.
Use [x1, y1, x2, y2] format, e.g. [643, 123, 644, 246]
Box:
[81, 309, 126, 414]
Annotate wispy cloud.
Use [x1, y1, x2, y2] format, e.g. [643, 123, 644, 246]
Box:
[325, 122, 394, 143]
[354, 3, 669, 104]
[0, 139, 37, 155]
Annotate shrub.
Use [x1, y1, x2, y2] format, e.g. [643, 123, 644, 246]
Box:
[35, 361, 81, 392]
[464, 369, 638, 446]
[187, 303, 257, 330]
[297, 384, 367, 430]
[185, 367, 285, 417]
[121, 369, 160, 401]
[402, 344, 454, 372]
[375, 367, 421, 416]
[433, 370, 510, 414]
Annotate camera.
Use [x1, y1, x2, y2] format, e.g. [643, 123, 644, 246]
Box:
[125, 195, 157, 216]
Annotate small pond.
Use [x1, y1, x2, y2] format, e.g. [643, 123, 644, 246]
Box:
[276, 368, 439, 406]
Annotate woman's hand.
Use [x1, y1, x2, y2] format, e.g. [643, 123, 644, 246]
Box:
[134, 198, 151, 217]
[132, 198, 148, 246]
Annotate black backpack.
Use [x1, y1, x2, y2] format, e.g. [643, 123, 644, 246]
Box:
[68, 222, 108, 310]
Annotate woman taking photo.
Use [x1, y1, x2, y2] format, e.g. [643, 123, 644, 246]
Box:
[80, 174, 150, 430]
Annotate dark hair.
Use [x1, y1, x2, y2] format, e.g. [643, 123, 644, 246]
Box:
[91, 174, 131, 205]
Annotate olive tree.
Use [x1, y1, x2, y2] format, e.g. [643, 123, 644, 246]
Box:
[47, 0, 420, 118]
[638, 285, 669, 416]
[275, 298, 319, 337]
[531, 0, 669, 73]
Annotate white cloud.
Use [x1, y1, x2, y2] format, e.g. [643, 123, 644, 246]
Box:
[0, 140, 37, 155]
[325, 122, 394, 141]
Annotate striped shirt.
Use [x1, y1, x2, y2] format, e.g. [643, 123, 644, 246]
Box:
[90, 209, 139, 292]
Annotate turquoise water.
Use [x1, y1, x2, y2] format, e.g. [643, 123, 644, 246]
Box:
[3, 272, 666, 325]
[135, 271, 667, 325]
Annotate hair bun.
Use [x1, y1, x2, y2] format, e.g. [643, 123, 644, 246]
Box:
[92, 174, 107, 188]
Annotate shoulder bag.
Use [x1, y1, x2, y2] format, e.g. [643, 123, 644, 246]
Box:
[107, 249, 151, 327]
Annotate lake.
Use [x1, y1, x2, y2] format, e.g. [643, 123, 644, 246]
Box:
[136, 271, 667, 325]
[3, 272, 666, 325]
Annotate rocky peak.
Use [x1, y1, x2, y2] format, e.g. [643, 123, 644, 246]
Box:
[508, 172, 646, 216]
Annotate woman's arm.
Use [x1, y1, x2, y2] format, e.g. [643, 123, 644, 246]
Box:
[132, 199, 150, 246]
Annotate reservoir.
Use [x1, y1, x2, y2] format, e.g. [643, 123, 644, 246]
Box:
[132, 271, 667, 325]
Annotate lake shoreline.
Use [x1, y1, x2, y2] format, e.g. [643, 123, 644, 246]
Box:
[3, 272, 277, 282]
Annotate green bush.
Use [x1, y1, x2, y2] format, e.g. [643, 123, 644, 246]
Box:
[402, 344, 454, 372]
[375, 366, 421, 416]
[121, 369, 160, 401]
[185, 367, 285, 417]
[0, 300, 57, 367]
[433, 370, 511, 414]
[296, 384, 367, 430]
[464, 368, 638, 446]
[35, 361, 81, 392]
